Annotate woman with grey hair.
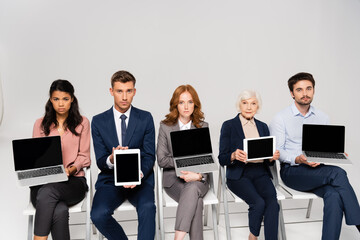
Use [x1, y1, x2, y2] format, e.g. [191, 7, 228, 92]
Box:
[218, 90, 280, 240]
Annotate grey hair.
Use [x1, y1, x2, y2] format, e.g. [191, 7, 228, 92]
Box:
[236, 90, 262, 112]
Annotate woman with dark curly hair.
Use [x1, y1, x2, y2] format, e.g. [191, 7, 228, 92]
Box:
[157, 84, 209, 240]
[31, 80, 91, 240]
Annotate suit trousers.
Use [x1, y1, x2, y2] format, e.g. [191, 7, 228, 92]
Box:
[227, 163, 279, 240]
[164, 177, 209, 240]
[30, 176, 87, 239]
[280, 163, 360, 240]
[90, 181, 156, 240]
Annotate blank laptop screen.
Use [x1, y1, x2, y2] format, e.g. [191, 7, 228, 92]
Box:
[170, 128, 212, 158]
[246, 137, 274, 159]
[302, 124, 345, 153]
[12, 136, 63, 171]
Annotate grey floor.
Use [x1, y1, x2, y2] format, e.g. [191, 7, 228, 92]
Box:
[67, 197, 359, 240]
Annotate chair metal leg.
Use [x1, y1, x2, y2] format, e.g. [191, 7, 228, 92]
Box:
[86, 187, 91, 240]
[306, 199, 313, 218]
[217, 171, 222, 225]
[221, 167, 231, 240]
[211, 204, 219, 240]
[159, 202, 165, 240]
[204, 205, 209, 226]
[278, 201, 287, 240]
[27, 215, 33, 240]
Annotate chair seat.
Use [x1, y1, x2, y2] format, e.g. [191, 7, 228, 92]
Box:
[115, 200, 136, 211]
[23, 199, 85, 216]
[280, 184, 319, 200]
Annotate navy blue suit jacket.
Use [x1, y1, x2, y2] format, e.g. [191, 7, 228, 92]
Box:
[91, 106, 156, 188]
[218, 114, 273, 180]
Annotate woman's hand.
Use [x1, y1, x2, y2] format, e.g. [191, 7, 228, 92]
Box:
[231, 149, 247, 163]
[65, 166, 77, 176]
[270, 150, 280, 162]
[179, 171, 202, 182]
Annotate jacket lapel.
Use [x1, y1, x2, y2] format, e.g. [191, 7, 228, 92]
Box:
[233, 114, 245, 140]
[106, 108, 120, 146]
[254, 118, 265, 137]
[123, 106, 137, 146]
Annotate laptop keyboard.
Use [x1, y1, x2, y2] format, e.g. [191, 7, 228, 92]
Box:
[305, 151, 346, 159]
[176, 155, 214, 168]
[18, 166, 64, 180]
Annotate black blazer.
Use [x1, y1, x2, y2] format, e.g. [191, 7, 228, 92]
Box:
[218, 114, 274, 180]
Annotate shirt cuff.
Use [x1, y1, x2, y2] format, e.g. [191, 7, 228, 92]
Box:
[106, 156, 114, 169]
[290, 155, 299, 166]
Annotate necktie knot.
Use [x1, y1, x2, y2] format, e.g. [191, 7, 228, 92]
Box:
[120, 114, 127, 121]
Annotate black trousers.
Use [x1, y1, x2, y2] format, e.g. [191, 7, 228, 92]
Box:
[30, 176, 87, 240]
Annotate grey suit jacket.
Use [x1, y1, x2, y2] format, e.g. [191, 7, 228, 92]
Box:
[156, 121, 209, 188]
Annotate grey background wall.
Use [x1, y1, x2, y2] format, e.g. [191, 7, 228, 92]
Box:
[1, 0, 360, 238]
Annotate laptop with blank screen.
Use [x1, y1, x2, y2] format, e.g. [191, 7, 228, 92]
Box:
[12, 136, 68, 187]
[114, 149, 141, 186]
[170, 127, 218, 177]
[243, 136, 276, 161]
[302, 124, 351, 164]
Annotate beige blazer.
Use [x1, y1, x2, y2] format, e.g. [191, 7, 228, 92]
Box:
[156, 121, 209, 188]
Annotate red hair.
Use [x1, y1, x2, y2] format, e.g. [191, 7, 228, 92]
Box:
[162, 85, 204, 128]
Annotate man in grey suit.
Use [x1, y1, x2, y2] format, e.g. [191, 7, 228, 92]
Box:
[157, 84, 209, 240]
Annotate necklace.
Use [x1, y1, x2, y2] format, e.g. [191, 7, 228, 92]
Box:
[57, 126, 65, 134]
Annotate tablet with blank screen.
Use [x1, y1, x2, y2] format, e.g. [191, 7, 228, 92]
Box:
[243, 136, 276, 161]
[114, 149, 141, 186]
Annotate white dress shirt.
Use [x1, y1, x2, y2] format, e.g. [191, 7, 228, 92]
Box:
[178, 119, 192, 131]
[106, 106, 132, 169]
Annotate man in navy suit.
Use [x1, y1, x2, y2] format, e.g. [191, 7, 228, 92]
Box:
[91, 70, 156, 240]
[270, 72, 360, 240]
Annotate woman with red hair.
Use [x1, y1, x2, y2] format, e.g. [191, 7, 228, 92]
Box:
[157, 84, 209, 240]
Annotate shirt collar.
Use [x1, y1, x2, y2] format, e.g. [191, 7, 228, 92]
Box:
[291, 102, 315, 118]
[178, 119, 192, 130]
[113, 105, 131, 120]
[239, 114, 256, 126]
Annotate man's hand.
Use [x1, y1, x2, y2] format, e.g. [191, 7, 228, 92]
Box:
[110, 146, 129, 164]
[295, 154, 320, 167]
[231, 149, 247, 163]
[179, 171, 202, 182]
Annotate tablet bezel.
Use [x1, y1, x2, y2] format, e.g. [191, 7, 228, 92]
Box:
[113, 149, 141, 186]
[243, 136, 276, 161]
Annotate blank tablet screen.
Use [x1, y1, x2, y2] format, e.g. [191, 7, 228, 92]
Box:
[246, 137, 274, 160]
[114, 152, 139, 184]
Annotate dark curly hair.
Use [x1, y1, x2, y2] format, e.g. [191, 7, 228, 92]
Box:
[41, 80, 82, 136]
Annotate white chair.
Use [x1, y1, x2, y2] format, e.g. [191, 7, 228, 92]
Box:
[218, 164, 288, 240]
[157, 165, 219, 240]
[274, 161, 318, 219]
[23, 167, 94, 240]
[97, 166, 160, 240]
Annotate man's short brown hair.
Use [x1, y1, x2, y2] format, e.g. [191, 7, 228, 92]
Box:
[111, 70, 136, 87]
